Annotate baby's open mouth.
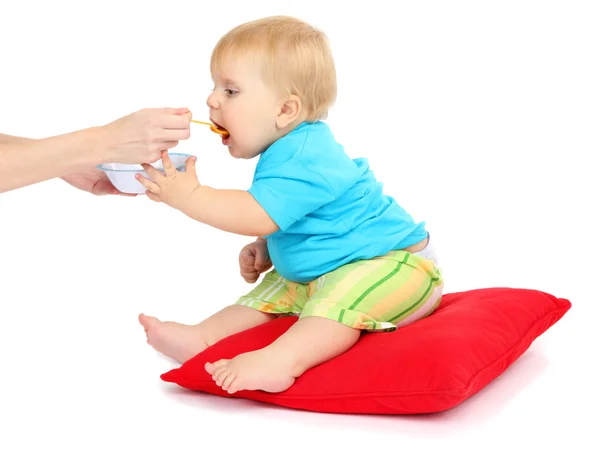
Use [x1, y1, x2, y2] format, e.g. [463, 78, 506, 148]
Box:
[210, 120, 230, 139]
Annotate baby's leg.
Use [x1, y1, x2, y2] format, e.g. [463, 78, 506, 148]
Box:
[205, 250, 444, 394]
[139, 305, 275, 363]
[205, 317, 360, 394]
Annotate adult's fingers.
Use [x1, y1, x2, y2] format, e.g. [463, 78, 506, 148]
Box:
[159, 113, 193, 129]
[159, 141, 179, 151]
[92, 178, 120, 196]
[158, 128, 190, 142]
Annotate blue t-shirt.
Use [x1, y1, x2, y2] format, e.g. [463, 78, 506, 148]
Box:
[248, 121, 428, 283]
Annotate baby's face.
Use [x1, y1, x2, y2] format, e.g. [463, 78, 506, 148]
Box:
[207, 55, 282, 159]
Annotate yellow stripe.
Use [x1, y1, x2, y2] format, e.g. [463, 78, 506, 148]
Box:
[322, 259, 383, 305]
[367, 265, 432, 320]
[280, 280, 304, 312]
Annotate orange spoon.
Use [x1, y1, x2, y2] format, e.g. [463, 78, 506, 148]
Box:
[191, 119, 229, 137]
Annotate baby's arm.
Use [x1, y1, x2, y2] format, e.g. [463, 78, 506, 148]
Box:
[137, 153, 278, 236]
[180, 186, 279, 237]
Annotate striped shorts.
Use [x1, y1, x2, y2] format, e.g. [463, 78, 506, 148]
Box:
[236, 248, 444, 332]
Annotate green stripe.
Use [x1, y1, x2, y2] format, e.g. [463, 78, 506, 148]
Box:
[347, 252, 409, 311]
[388, 278, 435, 323]
[338, 310, 345, 324]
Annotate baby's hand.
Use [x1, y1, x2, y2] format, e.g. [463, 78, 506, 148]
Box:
[239, 238, 272, 283]
[136, 151, 200, 210]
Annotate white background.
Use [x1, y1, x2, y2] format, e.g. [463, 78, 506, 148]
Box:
[1, 0, 598, 459]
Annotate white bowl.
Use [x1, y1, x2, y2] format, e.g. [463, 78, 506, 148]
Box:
[97, 153, 191, 194]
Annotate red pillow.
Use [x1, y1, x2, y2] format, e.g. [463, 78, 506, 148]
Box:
[161, 288, 571, 414]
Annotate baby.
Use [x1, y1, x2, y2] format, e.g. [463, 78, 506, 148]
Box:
[138, 16, 444, 394]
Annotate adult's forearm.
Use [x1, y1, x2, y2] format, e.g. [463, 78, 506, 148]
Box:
[0, 134, 31, 144]
[0, 127, 108, 193]
[1, 108, 193, 194]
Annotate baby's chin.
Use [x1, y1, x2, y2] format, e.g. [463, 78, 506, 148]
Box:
[228, 147, 254, 160]
[229, 146, 261, 160]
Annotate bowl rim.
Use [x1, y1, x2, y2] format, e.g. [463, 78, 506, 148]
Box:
[96, 153, 192, 172]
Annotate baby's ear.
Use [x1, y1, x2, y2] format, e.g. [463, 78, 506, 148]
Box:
[276, 95, 302, 129]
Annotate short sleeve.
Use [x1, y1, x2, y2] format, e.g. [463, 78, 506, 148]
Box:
[248, 158, 337, 232]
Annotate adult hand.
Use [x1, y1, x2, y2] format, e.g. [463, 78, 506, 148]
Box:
[61, 167, 135, 196]
[101, 107, 192, 165]
[0, 107, 192, 195]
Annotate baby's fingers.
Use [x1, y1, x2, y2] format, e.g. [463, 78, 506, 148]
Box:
[140, 163, 164, 183]
[241, 268, 259, 283]
[135, 174, 161, 194]
[240, 250, 256, 267]
[240, 264, 255, 276]
[161, 151, 176, 178]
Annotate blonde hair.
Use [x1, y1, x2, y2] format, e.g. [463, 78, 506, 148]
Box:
[210, 16, 337, 121]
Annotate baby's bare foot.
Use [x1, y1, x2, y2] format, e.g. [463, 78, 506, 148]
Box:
[139, 314, 209, 363]
[204, 349, 295, 394]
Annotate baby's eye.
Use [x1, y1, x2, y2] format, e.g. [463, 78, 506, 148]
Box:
[224, 88, 238, 97]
